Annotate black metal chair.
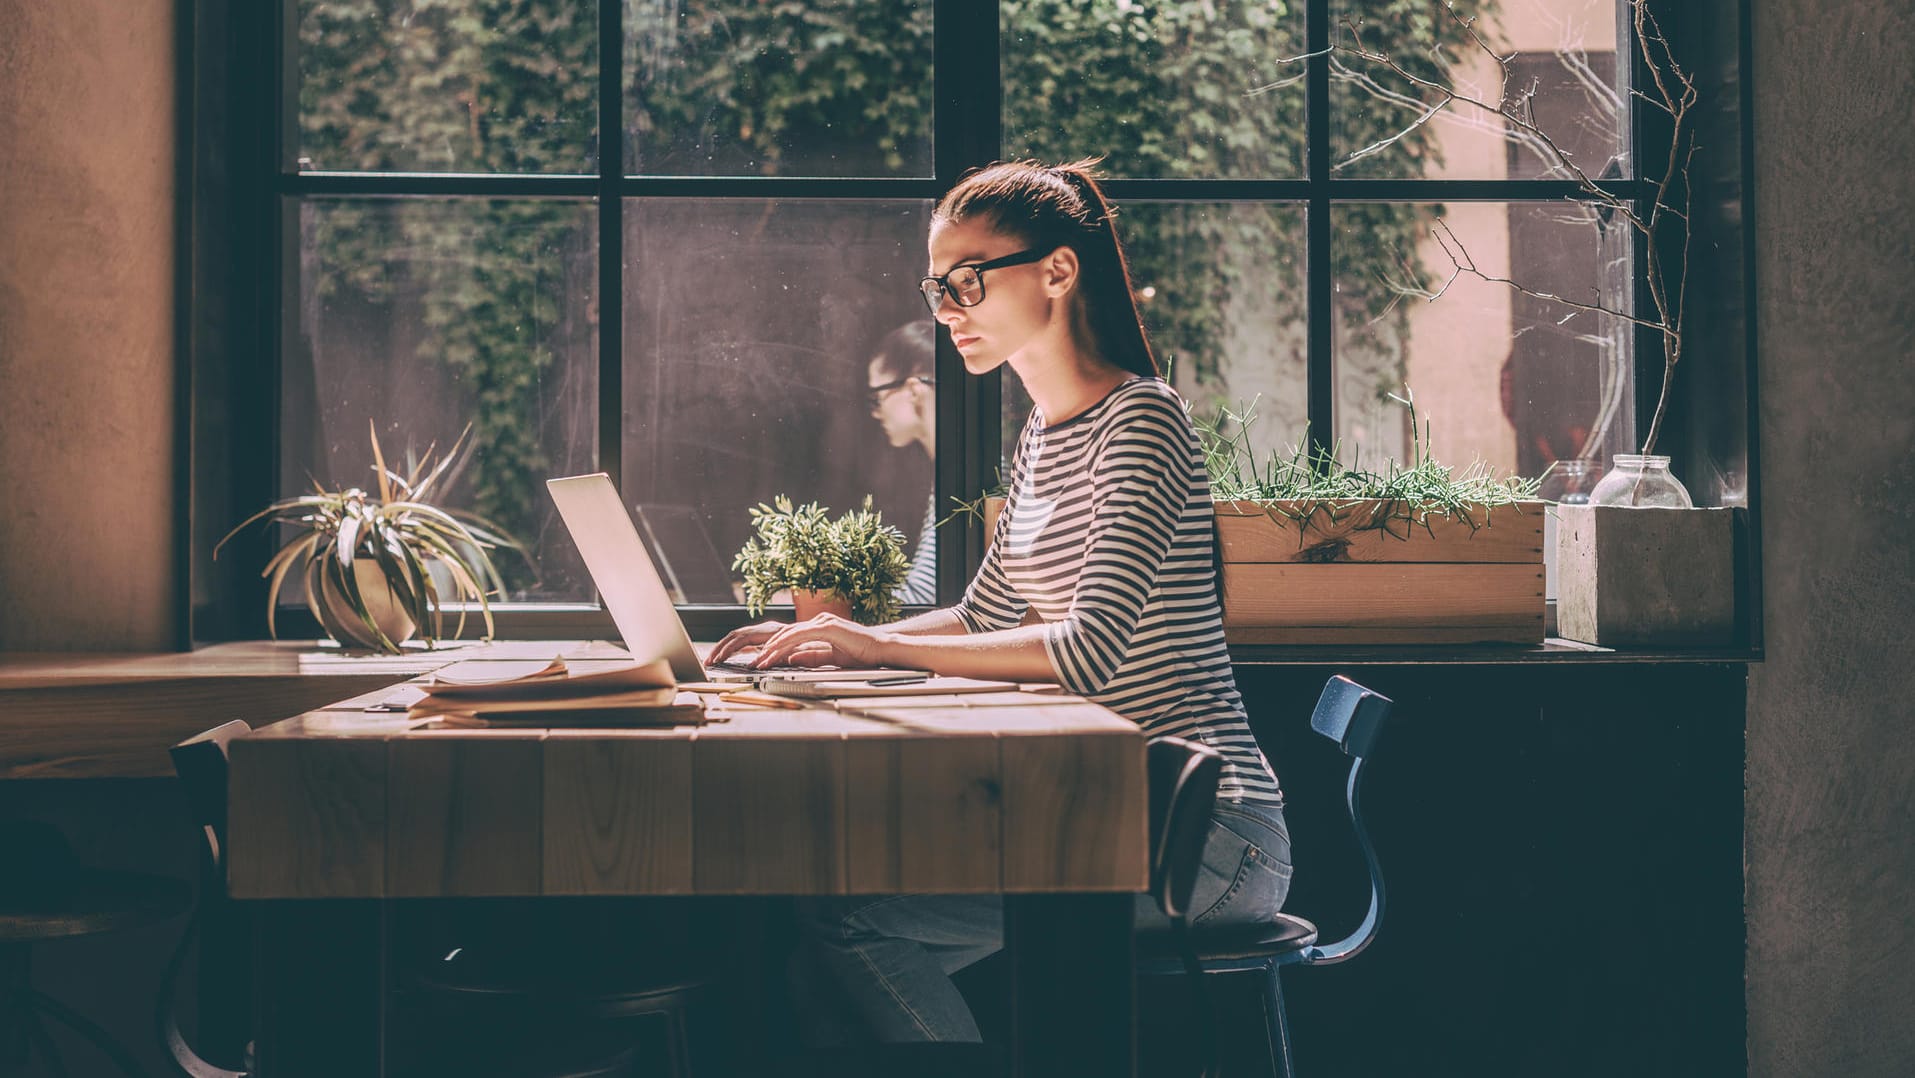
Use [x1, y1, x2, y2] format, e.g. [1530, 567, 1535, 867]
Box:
[1138, 675, 1395, 1078]
[166, 721, 719, 1078]
[0, 817, 192, 1078]
[162, 719, 251, 1078]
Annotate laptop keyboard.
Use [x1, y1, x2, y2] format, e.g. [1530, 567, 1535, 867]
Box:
[706, 655, 811, 675]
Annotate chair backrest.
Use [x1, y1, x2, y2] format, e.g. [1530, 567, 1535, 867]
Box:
[166, 721, 254, 1077]
[170, 720, 250, 874]
[1304, 676, 1394, 965]
[1147, 736, 1224, 920]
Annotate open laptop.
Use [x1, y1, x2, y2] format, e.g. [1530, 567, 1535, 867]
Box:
[547, 473, 924, 684]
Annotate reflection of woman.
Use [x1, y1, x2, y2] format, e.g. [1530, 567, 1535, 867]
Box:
[865, 321, 938, 606]
[713, 160, 1288, 1047]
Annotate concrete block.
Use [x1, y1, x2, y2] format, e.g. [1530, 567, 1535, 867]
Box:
[1556, 505, 1735, 647]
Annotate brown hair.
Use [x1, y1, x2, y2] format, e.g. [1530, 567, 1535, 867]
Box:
[869, 320, 937, 383]
[931, 158, 1160, 380]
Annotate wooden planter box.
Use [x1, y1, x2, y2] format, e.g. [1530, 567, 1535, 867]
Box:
[1215, 500, 1546, 645]
[983, 497, 1546, 645]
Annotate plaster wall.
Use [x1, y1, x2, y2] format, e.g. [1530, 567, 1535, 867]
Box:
[1747, 0, 1915, 1073]
[0, 0, 177, 650]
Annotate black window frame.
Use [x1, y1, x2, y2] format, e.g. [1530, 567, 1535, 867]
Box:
[183, 0, 1761, 652]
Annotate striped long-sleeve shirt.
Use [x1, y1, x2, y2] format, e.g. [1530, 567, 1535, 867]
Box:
[953, 377, 1282, 805]
[896, 493, 939, 607]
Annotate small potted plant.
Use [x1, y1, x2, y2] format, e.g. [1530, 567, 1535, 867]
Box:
[215, 422, 523, 654]
[733, 496, 911, 626]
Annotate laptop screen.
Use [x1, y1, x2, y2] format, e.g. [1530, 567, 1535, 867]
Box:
[545, 473, 707, 683]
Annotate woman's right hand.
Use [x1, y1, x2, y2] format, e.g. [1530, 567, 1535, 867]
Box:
[708, 621, 789, 666]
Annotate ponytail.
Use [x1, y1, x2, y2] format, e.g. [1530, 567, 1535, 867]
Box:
[933, 158, 1161, 380]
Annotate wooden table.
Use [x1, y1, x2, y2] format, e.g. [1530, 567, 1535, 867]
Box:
[0, 640, 620, 779]
[225, 652, 1149, 1076]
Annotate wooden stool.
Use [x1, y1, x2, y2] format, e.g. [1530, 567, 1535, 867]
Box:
[1, 819, 191, 1076]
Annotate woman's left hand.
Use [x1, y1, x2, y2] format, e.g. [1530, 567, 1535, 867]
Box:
[748, 613, 895, 670]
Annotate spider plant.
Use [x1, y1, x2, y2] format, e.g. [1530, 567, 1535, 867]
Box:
[215, 422, 523, 653]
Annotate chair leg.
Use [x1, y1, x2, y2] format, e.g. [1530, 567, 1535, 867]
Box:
[33, 992, 149, 1078]
[1, 942, 30, 1069]
[29, 1011, 72, 1078]
[660, 1000, 693, 1078]
[1258, 964, 1297, 1078]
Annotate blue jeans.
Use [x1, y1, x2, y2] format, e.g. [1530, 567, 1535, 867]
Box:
[795, 800, 1293, 1043]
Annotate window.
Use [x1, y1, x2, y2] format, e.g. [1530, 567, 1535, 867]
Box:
[211, 0, 1744, 637]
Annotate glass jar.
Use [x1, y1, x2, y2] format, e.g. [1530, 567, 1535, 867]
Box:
[1538, 459, 1599, 506]
[1588, 454, 1693, 508]
[1539, 459, 1600, 604]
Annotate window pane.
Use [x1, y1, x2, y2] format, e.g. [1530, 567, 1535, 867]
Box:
[1329, 0, 1628, 181]
[623, 199, 934, 603]
[1332, 201, 1634, 481]
[296, 1, 599, 174]
[1002, 0, 1305, 179]
[283, 198, 600, 604]
[625, 1, 934, 177]
[999, 203, 1308, 478]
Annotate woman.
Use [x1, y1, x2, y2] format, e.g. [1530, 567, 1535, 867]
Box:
[712, 159, 1290, 1045]
[864, 320, 939, 606]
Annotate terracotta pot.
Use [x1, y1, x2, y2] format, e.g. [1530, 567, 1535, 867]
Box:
[791, 588, 854, 622]
[316, 557, 417, 651]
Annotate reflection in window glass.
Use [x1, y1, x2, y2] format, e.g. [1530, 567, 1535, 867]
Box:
[625, 0, 934, 177]
[1333, 201, 1633, 482]
[1329, 0, 1628, 181]
[998, 203, 1307, 478]
[296, 1, 599, 174]
[283, 199, 600, 603]
[1001, 0, 1305, 179]
[623, 200, 934, 603]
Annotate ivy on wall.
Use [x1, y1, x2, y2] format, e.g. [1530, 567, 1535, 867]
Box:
[300, 1, 599, 584]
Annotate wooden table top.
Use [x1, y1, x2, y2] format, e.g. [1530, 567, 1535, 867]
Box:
[0, 640, 635, 779]
[2, 634, 1742, 782]
[223, 652, 1150, 900]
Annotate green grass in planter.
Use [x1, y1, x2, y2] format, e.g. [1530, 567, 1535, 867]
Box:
[1196, 392, 1541, 540]
[948, 391, 1539, 543]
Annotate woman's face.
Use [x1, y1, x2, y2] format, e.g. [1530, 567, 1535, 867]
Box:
[926, 217, 1060, 376]
[867, 357, 928, 447]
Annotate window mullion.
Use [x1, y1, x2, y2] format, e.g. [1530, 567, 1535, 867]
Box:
[935, 0, 1002, 602]
[598, 0, 624, 490]
[1306, 0, 1334, 459]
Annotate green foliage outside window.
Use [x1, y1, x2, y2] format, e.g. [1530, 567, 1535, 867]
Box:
[297, 0, 1492, 596]
[300, 0, 599, 591]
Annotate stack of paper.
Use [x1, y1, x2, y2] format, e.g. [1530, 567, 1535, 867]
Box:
[409, 658, 706, 727]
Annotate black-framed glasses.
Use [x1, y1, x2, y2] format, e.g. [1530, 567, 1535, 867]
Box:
[918, 247, 1047, 314]
[866, 375, 932, 409]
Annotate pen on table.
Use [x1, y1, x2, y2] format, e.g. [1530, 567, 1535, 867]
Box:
[717, 689, 806, 709]
[867, 674, 929, 686]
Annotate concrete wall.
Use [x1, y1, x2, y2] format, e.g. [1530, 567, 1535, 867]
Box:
[0, 0, 177, 651]
[1747, 0, 1915, 1074]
